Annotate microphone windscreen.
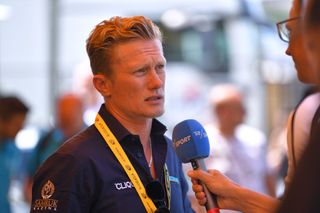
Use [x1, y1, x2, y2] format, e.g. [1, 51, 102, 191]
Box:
[172, 119, 210, 163]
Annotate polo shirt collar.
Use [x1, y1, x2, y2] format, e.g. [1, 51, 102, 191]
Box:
[97, 104, 167, 143]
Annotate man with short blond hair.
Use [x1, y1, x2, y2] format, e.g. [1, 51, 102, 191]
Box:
[30, 16, 193, 213]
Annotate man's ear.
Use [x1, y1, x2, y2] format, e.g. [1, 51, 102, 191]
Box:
[93, 74, 111, 97]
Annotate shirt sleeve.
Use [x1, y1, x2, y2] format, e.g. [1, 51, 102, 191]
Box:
[30, 153, 94, 213]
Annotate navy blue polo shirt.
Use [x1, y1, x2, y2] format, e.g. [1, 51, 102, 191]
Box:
[30, 104, 194, 213]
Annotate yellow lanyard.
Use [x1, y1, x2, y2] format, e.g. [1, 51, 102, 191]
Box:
[94, 114, 157, 213]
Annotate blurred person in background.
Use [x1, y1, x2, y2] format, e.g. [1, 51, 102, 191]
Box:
[72, 60, 103, 125]
[24, 93, 86, 203]
[266, 108, 289, 196]
[0, 95, 29, 213]
[206, 84, 274, 196]
[30, 16, 193, 212]
[198, 84, 274, 213]
[187, 0, 320, 212]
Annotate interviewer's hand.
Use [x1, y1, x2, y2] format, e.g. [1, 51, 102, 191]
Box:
[188, 169, 279, 213]
[187, 169, 241, 211]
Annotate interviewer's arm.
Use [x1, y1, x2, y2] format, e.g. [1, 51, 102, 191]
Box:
[188, 169, 280, 213]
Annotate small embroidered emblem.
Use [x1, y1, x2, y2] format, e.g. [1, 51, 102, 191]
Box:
[33, 180, 58, 211]
[41, 180, 55, 199]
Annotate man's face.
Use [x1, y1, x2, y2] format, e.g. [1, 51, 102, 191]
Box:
[216, 100, 245, 130]
[56, 96, 84, 138]
[285, 0, 317, 83]
[104, 39, 166, 122]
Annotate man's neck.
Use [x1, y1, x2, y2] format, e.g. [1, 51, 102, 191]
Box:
[105, 105, 152, 146]
[218, 125, 235, 139]
[105, 105, 155, 178]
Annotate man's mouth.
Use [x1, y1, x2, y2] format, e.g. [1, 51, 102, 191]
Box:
[145, 95, 163, 102]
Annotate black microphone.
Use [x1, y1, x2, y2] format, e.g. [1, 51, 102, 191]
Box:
[172, 119, 220, 213]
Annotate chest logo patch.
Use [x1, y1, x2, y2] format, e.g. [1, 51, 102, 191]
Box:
[41, 180, 55, 199]
[33, 180, 59, 211]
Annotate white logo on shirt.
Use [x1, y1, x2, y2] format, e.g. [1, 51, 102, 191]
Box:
[114, 181, 134, 190]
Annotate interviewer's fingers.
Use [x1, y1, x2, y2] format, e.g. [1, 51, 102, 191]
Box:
[191, 178, 197, 184]
[188, 170, 214, 186]
[188, 171, 212, 206]
[191, 183, 207, 206]
[189, 175, 207, 206]
[195, 194, 207, 206]
[191, 181, 204, 193]
[188, 169, 247, 211]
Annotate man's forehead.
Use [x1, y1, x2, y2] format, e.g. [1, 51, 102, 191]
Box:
[113, 40, 164, 61]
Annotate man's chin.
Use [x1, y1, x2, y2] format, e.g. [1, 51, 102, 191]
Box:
[152, 109, 165, 118]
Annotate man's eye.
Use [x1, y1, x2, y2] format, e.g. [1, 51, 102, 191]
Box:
[156, 64, 165, 72]
[157, 64, 164, 69]
[134, 69, 147, 75]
